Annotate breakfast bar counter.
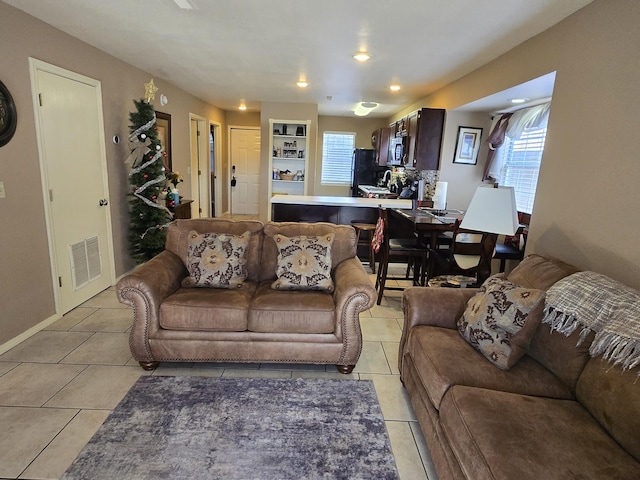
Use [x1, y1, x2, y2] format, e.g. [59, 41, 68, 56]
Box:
[270, 195, 412, 224]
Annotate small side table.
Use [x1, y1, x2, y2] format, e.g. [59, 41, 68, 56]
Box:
[169, 199, 194, 219]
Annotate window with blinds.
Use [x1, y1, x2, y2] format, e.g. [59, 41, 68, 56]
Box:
[498, 126, 547, 214]
[321, 132, 355, 185]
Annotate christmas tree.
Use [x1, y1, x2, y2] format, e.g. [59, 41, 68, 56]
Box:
[126, 97, 172, 263]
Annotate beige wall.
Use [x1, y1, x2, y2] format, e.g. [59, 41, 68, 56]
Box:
[438, 111, 493, 210]
[0, 2, 225, 347]
[390, 0, 640, 289]
[314, 116, 388, 197]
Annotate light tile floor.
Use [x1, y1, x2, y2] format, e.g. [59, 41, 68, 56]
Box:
[0, 265, 437, 480]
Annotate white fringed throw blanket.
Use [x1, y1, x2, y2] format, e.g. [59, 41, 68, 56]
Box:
[542, 271, 640, 374]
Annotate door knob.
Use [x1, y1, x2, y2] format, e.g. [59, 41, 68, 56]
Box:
[99, 199, 108, 206]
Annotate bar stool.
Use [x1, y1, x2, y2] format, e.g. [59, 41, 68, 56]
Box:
[352, 221, 377, 274]
[374, 208, 428, 305]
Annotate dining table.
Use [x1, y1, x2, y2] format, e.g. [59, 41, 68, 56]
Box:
[390, 207, 466, 286]
[390, 207, 465, 248]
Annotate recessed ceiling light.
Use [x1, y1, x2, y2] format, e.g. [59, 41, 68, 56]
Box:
[510, 98, 529, 104]
[173, 0, 193, 10]
[296, 80, 309, 88]
[353, 52, 371, 62]
[389, 84, 401, 92]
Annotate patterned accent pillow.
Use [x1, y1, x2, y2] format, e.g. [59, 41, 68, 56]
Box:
[183, 230, 250, 289]
[271, 233, 335, 292]
[457, 274, 545, 370]
[371, 216, 384, 253]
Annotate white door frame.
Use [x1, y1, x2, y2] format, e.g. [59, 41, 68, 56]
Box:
[189, 113, 209, 217]
[210, 121, 223, 217]
[29, 58, 116, 315]
[227, 125, 260, 215]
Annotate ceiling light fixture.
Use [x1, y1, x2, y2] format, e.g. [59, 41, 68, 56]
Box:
[296, 80, 309, 88]
[389, 84, 401, 92]
[509, 97, 529, 104]
[353, 52, 371, 62]
[354, 101, 378, 116]
[239, 103, 247, 111]
[173, 0, 194, 10]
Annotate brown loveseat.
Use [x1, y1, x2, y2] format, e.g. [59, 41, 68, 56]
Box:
[399, 254, 640, 479]
[117, 218, 376, 374]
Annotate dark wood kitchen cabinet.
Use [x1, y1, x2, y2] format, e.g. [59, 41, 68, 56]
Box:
[409, 108, 445, 170]
[375, 126, 393, 166]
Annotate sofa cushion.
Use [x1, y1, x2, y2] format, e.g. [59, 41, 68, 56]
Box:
[271, 233, 334, 291]
[458, 275, 545, 370]
[405, 326, 572, 409]
[183, 230, 250, 288]
[506, 254, 590, 392]
[261, 222, 356, 282]
[159, 283, 257, 331]
[248, 282, 335, 334]
[576, 357, 640, 463]
[439, 385, 640, 480]
[165, 218, 264, 283]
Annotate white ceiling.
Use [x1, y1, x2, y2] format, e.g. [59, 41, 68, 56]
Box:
[3, 0, 592, 117]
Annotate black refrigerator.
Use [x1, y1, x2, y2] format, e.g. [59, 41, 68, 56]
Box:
[351, 148, 385, 197]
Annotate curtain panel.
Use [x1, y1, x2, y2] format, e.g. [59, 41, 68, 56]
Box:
[482, 102, 551, 181]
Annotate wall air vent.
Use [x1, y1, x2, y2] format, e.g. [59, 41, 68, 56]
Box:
[69, 236, 102, 291]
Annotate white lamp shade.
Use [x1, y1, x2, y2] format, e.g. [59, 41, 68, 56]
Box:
[460, 186, 520, 236]
[433, 181, 448, 210]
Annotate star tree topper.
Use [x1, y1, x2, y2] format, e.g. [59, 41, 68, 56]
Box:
[144, 78, 158, 103]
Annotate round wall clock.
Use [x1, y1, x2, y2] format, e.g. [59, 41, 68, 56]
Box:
[0, 80, 17, 147]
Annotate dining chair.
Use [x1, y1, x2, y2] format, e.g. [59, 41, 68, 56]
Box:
[426, 220, 497, 287]
[493, 212, 530, 272]
[373, 207, 429, 305]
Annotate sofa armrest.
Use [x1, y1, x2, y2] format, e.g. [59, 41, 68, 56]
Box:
[402, 286, 476, 330]
[399, 286, 477, 372]
[332, 257, 377, 366]
[116, 250, 187, 362]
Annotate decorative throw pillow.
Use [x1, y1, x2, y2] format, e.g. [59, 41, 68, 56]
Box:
[183, 230, 250, 289]
[271, 233, 335, 292]
[457, 274, 545, 370]
[371, 216, 384, 253]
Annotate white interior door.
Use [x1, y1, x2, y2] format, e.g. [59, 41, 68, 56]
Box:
[230, 127, 260, 214]
[190, 115, 210, 217]
[31, 60, 114, 314]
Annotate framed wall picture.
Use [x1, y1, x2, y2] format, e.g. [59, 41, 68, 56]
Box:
[155, 111, 172, 171]
[453, 126, 482, 165]
[0, 80, 17, 147]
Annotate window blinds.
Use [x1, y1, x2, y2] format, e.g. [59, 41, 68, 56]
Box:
[321, 132, 355, 185]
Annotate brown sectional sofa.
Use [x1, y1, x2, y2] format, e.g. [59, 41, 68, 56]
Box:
[117, 218, 376, 373]
[399, 254, 640, 480]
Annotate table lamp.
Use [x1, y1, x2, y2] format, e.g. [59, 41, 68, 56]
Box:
[461, 186, 519, 236]
[459, 185, 519, 283]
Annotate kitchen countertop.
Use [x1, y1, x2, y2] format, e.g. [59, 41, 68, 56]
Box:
[270, 194, 412, 209]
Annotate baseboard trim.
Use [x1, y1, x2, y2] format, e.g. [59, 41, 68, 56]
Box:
[0, 313, 61, 355]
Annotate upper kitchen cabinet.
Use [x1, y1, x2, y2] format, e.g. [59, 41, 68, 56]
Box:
[409, 108, 446, 170]
[373, 126, 393, 166]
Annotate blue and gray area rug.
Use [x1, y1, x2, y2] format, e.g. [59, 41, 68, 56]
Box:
[62, 376, 398, 480]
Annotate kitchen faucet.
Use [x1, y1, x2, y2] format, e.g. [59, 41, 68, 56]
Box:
[381, 170, 392, 187]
